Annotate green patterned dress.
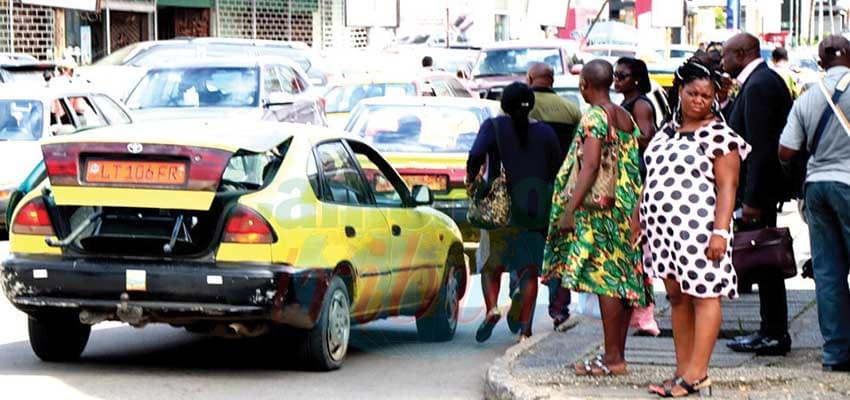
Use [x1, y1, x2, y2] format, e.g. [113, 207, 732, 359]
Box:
[542, 106, 652, 308]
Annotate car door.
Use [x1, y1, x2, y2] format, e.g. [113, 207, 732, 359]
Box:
[261, 65, 297, 123]
[312, 140, 395, 317]
[275, 65, 317, 124]
[347, 140, 445, 309]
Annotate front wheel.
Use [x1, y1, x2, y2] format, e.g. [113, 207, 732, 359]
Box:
[296, 276, 350, 371]
[416, 262, 461, 342]
[28, 313, 91, 362]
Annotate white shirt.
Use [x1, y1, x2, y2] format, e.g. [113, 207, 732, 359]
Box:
[737, 58, 764, 86]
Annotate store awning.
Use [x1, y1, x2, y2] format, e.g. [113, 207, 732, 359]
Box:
[20, 0, 97, 11]
[157, 0, 213, 8]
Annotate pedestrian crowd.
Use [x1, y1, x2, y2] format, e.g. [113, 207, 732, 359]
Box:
[465, 32, 850, 398]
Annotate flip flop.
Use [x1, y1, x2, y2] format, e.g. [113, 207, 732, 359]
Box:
[476, 309, 502, 343]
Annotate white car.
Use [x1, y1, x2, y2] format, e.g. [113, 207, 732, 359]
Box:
[0, 82, 132, 232]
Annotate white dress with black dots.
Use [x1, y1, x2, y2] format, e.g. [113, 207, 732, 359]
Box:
[640, 121, 750, 299]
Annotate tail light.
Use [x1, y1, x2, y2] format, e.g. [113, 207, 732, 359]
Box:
[43, 143, 79, 186]
[12, 198, 55, 236]
[223, 206, 275, 244]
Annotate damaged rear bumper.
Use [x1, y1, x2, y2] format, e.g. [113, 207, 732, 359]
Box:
[0, 255, 330, 329]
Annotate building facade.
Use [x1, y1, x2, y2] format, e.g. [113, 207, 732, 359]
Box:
[0, 0, 367, 62]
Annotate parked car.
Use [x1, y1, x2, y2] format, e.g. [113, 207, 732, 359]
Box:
[0, 82, 132, 234]
[1, 119, 467, 370]
[78, 38, 329, 101]
[0, 61, 57, 84]
[344, 96, 501, 252]
[583, 44, 638, 65]
[124, 58, 326, 126]
[323, 72, 475, 128]
[471, 40, 579, 99]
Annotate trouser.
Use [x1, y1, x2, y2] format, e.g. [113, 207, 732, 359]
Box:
[737, 206, 789, 337]
[805, 181, 850, 365]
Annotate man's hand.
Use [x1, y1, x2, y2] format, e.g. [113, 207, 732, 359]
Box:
[742, 204, 762, 224]
[706, 234, 728, 261]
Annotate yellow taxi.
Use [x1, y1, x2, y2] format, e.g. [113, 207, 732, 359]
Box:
[1, 119, 467, 370]
[344, 96, 501, 254]
[322, 72, 475, 129]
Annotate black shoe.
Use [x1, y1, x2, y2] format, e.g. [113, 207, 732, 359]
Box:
[507, 293, 522, 334]
[731, 332, 762, 344]
[823, 360, 850, 372]
[727, 333, 791, 356]
[476, 310, 501, 343]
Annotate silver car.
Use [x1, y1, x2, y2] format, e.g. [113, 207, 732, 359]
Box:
[125, 58, 326, 126]
[0, 82, 132, 232]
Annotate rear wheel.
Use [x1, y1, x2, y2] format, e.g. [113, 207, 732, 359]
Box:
[296, 276, 350, 371]
[416, 260, 461, 342]
[28, 313, 91, 362]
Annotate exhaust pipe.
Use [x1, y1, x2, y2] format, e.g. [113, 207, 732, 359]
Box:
[79, 310, 111, 325]
[215, 323, 269, 338]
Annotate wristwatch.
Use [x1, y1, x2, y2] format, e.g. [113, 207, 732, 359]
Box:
[712, 228, 732, 240]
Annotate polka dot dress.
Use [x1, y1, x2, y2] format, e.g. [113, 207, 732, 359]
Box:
[640, 121, 750, 299]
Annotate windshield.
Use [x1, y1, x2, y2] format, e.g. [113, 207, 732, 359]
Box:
[94, 43, 144, 66]
[0, 100, 44, 141]
[474, 48, 563, 77]
[325, 83, 416, 113]
[347, 104, 490, 153]
[126, 67, 260, 109]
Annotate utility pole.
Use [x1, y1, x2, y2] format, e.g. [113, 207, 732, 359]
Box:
[583, 0, 610, 44]
[8, 0, 12, 53]
[251, 0, 257, 39]
[105, 0, 111, 55]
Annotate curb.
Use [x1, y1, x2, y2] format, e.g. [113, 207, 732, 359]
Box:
[484, 318, 583, 400]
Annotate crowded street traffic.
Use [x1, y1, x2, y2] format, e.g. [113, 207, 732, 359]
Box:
[1, 0, 850, 399]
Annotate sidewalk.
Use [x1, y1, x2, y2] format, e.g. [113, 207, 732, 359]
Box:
[485, 289, 850, 399]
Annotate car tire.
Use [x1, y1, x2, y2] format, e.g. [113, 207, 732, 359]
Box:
[296, 276, 350, 371]
[28, 313, 91, 362]
[415, 260, 461, 342]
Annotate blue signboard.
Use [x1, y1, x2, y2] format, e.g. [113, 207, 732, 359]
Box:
[727, 0, 740, 30]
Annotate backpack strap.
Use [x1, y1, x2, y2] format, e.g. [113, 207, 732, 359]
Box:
[812, 72, 850, 156]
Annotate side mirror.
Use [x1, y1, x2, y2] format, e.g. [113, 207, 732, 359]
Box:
[264, 92, 296, 108]
[412, 185, 434, 206]
[50, 124, 76, 135]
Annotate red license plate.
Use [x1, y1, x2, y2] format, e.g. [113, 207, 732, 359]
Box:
[85, 160, 187, 186]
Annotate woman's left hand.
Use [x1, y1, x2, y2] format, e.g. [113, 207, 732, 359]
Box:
[557, 211, 576, 233]
[706, 234, 727, 261]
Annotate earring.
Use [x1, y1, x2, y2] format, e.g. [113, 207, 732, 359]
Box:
[673, 102, 683, 129]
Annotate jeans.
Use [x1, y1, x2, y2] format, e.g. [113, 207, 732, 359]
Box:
[805, 181, 850, 366]
[737, 207, 789, 337]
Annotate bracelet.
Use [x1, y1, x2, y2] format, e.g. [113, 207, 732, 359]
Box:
[712, 228, 732, 240]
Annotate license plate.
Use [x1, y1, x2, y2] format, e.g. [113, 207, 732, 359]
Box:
[85, 160, 187, 186]
[402, 174, 448, 192]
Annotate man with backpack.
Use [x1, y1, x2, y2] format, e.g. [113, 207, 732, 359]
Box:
[779, 35, 850, 372]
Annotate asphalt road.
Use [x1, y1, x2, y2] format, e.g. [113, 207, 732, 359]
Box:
[0, 241, 552, 400]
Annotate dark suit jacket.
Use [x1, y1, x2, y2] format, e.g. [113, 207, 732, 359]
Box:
[727, 62, 793, 208]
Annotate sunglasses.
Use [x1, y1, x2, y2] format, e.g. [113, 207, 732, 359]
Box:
[613, 71, 631, 80]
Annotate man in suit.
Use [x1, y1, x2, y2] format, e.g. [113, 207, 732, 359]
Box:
[722, 33, 794, 355]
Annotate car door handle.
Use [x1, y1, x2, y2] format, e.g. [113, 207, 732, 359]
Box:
[345, 226, 356, 238]
[391, 225, 401, 236]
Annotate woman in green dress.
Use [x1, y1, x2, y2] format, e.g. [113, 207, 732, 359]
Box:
[543, 60, 652, 376]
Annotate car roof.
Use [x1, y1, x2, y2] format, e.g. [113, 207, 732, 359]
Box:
[355, 96, 500, 109]
[481, 40, 572, 51]
[0, 81, 109, 100]
[41, 119, 350, 153]
[143, 57, 300, 70]
[329, 70, 458, 85]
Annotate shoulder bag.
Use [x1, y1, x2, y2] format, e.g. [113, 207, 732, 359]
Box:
[467, 121, 511, 229]
[565, 104, 620, 209]
[732, 227, 797, 280]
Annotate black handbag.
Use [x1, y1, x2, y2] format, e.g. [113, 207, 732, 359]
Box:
[732, 227, 797, 280]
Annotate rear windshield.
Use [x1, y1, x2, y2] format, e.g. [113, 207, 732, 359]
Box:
[325, 83, 416, 113]
[474, 48, 563, 77]
[346, 104, 491, 153]
[126, 67, 260, 109]
[0, 100, 43, 141]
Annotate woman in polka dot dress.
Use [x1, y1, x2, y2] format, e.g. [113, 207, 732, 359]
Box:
[642, 61, 750, 398]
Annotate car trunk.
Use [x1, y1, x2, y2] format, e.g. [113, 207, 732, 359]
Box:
[40, 141, 280, 260]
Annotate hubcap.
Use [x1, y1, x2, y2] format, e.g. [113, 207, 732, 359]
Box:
[326, 290, 350, 362]
[445, 269, 459, 330]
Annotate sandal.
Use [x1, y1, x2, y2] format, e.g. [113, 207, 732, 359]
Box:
[476, 309, 502, 343]
[648, 376, 680, 395]
[656, 376, 712, 398]
[574, 354, 627, 376]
